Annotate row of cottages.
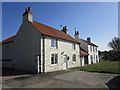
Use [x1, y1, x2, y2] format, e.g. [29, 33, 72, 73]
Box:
[1, 7, 99, 73]
[1, 7, 81, 73]
[74, 31, 99, 66]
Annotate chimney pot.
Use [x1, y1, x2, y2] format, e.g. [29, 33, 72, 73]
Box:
[23, 7, 33, 22]
[74, 31, 80, 40]
[28, 7, 31, 11]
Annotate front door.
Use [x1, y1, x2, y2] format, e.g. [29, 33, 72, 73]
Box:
[63, 55, 67, 70]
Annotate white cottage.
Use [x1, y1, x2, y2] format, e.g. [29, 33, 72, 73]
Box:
[74, 31, 99, 66]
[1, 7, 81, 73]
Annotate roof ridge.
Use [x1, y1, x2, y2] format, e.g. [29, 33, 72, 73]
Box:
[80, 38, 98, 47]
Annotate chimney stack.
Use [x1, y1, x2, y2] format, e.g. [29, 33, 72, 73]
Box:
[61, 26, 68, 34]
[74, 30, 80, 40]
[87, 37, 91, 42]
[23, 7, 33, 22]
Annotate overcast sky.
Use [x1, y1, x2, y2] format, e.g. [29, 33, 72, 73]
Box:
[2, 2, 118, 51]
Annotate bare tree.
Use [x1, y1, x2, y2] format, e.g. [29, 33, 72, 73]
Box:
[108, 37, 120, 61]
[108, 37, 120, 51]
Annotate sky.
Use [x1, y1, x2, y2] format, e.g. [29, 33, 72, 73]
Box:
[2, 2, 118, 51]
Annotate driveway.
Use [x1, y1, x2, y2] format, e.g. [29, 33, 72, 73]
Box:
[2, 69, 119, 88]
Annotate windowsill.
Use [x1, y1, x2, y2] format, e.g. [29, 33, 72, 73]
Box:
[51, 64, 57, 66]
[73, 61, 76, 63]
[51, 47, 58, 49]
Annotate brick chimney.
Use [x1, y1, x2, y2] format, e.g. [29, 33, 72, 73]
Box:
[23, 7, 33, 22]
[87, 37, 91, 42]
[61, 26, 68, 34]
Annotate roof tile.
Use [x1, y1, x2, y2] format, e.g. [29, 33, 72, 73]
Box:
[1, 35, 15, 44]
[1, 21, 79, 44]
[31, 21, 79, 43]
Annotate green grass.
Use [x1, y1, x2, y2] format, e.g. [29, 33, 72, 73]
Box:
[80, 60, 120, 74]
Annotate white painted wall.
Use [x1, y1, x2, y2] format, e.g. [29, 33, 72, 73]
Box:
[88, 45, 99, 64]
[81, 56, 85, 67]
[13, 20, 81, 73]
[44, 36, 81, 72]
[74, 37, 99, 65]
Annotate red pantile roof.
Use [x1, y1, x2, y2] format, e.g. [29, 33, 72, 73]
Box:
[80, 48, 88, 55]
[1, 35, 16, 44]
[31, 21, 79, 43]
[1, 20, 79, 44]
[80, 50, 88, 55]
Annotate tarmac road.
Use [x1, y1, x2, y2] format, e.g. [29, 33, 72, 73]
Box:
[2, 69, 118, 88]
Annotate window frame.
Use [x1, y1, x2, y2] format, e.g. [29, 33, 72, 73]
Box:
[96, 47, 97, 52]
[72, 54, 76, 62]
[93, 46, 94, 52]
[90, 46, 92, 52]
[91, 55, 93, 61]
[96, 55, 98, 60]
[51, 53, 58, 65]
[51, 38, 58, 48]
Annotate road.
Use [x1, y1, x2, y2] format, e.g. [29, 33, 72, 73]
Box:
[2, 69, 118, 88]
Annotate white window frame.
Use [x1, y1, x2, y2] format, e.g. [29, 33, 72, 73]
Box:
[51, 38, 58, 48]
[96, 55, 97, 60]
[93, 46, 94, 52]
[51, 54, 58, 65]
[96, 47, 97, 52]
[91, 55, 93, 61]
[72, 54, 76, 63]
[90, 46, 92, 52]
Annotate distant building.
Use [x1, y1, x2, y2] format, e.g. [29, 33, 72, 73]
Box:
[1, 7, 81, 73]
[74, 31, 99, 66]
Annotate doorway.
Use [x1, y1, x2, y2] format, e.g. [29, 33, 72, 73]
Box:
[63, 55, 68, 70]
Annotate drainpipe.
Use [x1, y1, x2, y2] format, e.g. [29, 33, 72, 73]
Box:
[38, 39, 41, 74]
[42, 35, 45, 73]
[79, 43, 82, 67]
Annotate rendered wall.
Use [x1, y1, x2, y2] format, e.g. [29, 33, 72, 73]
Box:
[44, 36, 81, 72]
[13, 20, 42, 73]
[88, 45, 99, 64]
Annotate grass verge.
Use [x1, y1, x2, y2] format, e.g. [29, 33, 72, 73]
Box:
[80, 60, 120, 74]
